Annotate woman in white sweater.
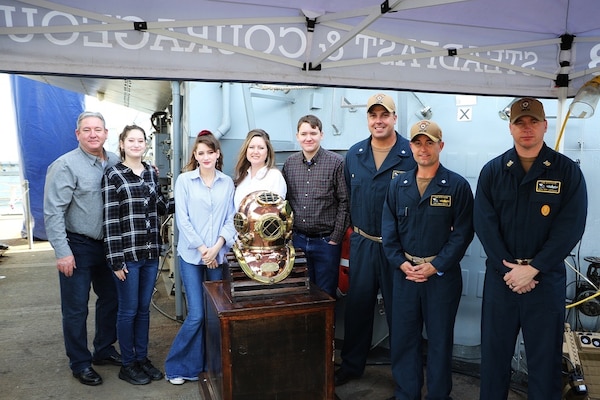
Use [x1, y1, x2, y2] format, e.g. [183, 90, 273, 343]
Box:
[232, 129, 287, 210]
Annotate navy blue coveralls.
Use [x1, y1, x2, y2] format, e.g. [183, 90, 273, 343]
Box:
[474, 143, 587, 400]
[382, 164, 474, 400]
[339, 132, 416, 377]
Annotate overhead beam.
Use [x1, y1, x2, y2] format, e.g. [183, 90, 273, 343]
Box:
[309, 1, 403, 69]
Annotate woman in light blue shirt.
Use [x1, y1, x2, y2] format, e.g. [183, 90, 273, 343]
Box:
[164, 130, 236, 385]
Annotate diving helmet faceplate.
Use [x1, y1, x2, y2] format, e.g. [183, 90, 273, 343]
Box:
[232, 190, 295, 283]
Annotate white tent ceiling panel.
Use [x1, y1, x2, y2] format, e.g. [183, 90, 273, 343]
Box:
[1, 0, 599, 101]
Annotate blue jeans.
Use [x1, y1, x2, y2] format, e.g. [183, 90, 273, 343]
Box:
[113, 258, 158, 366]
[164, 256, 223, 380]
[59, 232, 118, 373]
[293, 232, 341, 298]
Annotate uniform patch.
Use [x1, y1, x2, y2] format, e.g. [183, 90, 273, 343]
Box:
[541, 204, 551, 216]
[392, 170, 406, 179]
[536, 180, 561, 194]
[430, 195, 451, 207]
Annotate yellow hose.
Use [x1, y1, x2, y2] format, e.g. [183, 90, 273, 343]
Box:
[554, 108, 571, 151]
[566, 290, 600, 309]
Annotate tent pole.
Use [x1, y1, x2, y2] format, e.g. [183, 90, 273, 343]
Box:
[171, 80, 184, 320]
[555, 86, 568, 153]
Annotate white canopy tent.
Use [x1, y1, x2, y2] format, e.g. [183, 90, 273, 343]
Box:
[1, 0, 599, 113]
[3, 0, 600, 350]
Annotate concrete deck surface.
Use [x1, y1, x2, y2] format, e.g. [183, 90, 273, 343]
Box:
[0, 214, 527, 400]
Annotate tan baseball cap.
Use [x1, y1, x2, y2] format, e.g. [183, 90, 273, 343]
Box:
[510, 97, 545, 124]
[410, 120, 442, 142]
[367, 93, 396, 113]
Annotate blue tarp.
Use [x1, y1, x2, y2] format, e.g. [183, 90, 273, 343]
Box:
[11, 76, 83, 240]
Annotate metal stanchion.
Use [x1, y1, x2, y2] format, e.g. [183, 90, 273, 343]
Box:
[22, 180, 33, 249]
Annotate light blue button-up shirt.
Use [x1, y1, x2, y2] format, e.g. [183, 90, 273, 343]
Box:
[174, 168, 236, 265]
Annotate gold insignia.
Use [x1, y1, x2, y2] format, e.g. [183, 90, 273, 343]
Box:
[543, 160, 551, 167]
[536, 180, 561, 194]
[541, 204, 550, 216]
[430, 195, 451, 207]
[506, 160, 514, 167]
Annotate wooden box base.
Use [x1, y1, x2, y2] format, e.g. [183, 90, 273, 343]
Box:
[224, 251, 310, 299]
[202, 281, 335, 400]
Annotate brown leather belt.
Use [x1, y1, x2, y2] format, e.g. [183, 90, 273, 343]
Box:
[515, 258, 533, 265]
[404, 252, 436, 265]
[353, 226, 382, 243]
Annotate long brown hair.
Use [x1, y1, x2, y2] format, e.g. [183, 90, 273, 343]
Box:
[118, 125, 146, 161]
[233, 129, 276, 186]
[182, 130, 224, 172]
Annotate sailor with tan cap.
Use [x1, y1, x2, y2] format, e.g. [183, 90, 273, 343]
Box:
[336, 93, 416, 386]
[381, 119, 474, 400]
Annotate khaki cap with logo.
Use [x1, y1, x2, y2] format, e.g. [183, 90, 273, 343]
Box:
[510, 97, 546, 124]
[367, 93, 396, 113]
[410, 120, 442, 142]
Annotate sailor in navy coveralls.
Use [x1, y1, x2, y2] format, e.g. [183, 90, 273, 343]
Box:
[335, 93, 416, 386]
[474, 98, 587, 400]
[382, 120, 474, 400]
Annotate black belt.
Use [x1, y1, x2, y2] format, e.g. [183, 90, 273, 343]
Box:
[515, 258, 533, 265]
[295, 230, 332, 239]
[67, 231, 102, 242]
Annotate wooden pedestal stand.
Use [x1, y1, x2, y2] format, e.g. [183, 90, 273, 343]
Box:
[199, 254, 335, 400]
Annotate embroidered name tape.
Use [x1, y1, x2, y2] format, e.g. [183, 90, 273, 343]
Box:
[536, 180, 561, 194]
[430, 195, 451, 207]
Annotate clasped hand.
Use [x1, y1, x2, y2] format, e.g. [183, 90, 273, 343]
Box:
[401, 261, 437, 283]
[200, 245, 219, 269]
[503, 260, 539, 294]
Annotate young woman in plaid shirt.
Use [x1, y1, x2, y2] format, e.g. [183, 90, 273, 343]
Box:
[102, 125, 174, 385]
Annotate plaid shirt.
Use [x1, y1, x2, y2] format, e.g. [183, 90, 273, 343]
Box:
[282, 147, 349, 244]
[102, 162, 174, 270]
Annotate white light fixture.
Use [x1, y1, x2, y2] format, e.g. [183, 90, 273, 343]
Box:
[569, 76, 600, 118]
[412, 93, 432, 120]
[498, 98, 518, 121]
[555, 76, 600, 150]
[498, 107, 510, 121]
